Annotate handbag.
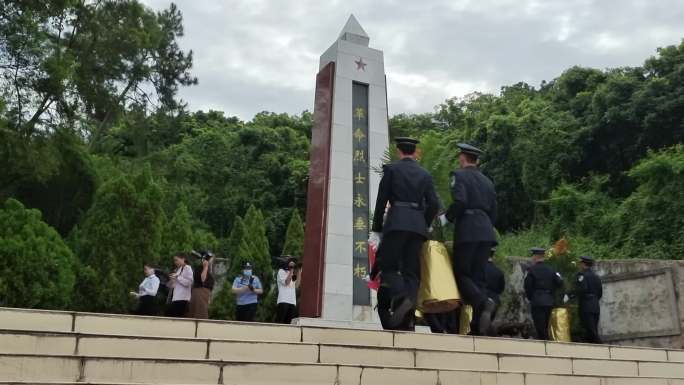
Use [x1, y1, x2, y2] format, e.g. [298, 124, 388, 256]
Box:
[166, 265, 185, 304]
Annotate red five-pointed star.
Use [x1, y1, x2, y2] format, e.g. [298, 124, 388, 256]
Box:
[355, 58, 367, 71]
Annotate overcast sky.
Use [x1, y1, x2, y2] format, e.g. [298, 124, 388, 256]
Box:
[142, 0, 684, 120]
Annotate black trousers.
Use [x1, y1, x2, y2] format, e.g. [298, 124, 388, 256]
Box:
[531, 306, 552, 340]
[376, 231, 425, 331]
[452, 241, 493, 334]
[165, 300, 189, 318]
[133, 295, 157, 316]
[275, 303, 298, 324]
[424, 310, 459, 334]
[235, 303, 258, 322]
[580, 312, 602, 344]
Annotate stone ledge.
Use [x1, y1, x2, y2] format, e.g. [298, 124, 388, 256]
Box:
[4, 307, 684, 365]
[3, 327, 684, 371]
[2, 354, 683, 384]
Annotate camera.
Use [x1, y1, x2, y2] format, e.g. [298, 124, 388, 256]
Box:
[191, 250, 214, 261]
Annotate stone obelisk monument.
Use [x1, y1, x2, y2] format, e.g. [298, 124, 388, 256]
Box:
[300, 15, 390, 323]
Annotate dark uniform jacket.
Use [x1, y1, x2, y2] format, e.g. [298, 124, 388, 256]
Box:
[485, 261, 506, 304]
[524, 262, 563, 308]
[371, 158, 440, 238]
[573, 269, 602, 314]
[445, 166, 497, 244]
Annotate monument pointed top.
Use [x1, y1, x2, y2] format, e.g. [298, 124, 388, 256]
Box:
[338, 14, 370, 47]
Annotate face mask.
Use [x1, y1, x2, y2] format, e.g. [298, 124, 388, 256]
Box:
[243, 270, 252, 277]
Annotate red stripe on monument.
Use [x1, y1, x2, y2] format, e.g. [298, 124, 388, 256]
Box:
[300, 61, 335, 318]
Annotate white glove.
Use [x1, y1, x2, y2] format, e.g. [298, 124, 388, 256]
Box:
[563, 294, 570, 304]
[368, 232, 382, 247]
[438, 214, 449, 225]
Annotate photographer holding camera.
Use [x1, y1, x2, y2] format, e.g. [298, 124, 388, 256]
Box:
[275, 256, 300, 324]
[187, 251, 215, 319]
[231, 262, 263, 322]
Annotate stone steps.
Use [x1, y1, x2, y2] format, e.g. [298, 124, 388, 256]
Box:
[0, 329, 681, 377]
[3, 354, 684, 385]
[2, 307, 684, 384]
[0, 307, 675, 362]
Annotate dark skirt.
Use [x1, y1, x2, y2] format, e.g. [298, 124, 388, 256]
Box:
[187, 287, 211, 319]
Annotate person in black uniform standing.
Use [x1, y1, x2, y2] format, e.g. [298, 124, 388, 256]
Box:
[370, 137, 440, 331]
[485, 247, 505, 323]
[571, 256, 603, 343]
[524, 247, 564, 340]
[443, 143, 498, 336]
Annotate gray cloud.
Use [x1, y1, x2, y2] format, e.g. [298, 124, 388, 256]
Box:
[142, 0, 684, 119]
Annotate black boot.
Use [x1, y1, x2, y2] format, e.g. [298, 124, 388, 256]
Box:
[478, 298, 497, 336]
[387, 296, 414, 330]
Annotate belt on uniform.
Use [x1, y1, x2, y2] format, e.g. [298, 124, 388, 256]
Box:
[464, 208, 486, 215]
[393, 201, 422, 209]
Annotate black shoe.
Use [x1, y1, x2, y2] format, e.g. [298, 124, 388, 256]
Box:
[478, 298, 497, 336]
[388, 296, 414, 329]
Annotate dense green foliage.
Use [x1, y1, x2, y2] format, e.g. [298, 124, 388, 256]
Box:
[546, 145, 684, 259]
[397, 40, 684, 260]
[1, 0, 683, 319]
[0, 199, 77, 309]
[71, 166, 165, 312]
[282, 209, 305, 257]
[210, 206, 275, 321]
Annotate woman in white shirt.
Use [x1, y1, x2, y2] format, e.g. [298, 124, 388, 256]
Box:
[275, 257, 301, 324]
[165, 253, 194, 317]
[131, 262, 160, 316]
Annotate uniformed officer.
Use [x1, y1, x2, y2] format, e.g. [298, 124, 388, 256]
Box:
[485, 247, 505, 322]
[369, 137, 440, 331]
[524, 247, 563, 340]
[443, 143, 498, 336]
[571, 256, 603, 343]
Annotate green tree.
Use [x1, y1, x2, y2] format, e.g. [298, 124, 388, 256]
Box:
[72, 165, 164, 313]
[613, 145, 684, 259]
[281, 209, 304, 257]
[161, 203, 194, 258]
[243, 205, 271, 267]
[208, 279, 236, 320]
[0, 129, 98, 236]
[241, 205, 275, 321]
[0, 0, 196, 137]
[0, 198, 77, 309]
[210, 207, 276, 321]
[192, 227, 219, 252]
[209, 216, 253, 320]
[154, 118, 310, 256]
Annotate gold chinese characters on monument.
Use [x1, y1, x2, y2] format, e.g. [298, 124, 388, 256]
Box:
[351, 82, 371, 306]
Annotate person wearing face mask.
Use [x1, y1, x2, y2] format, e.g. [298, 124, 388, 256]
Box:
[232, 262, 263, 322]
[131, 262, 160, 316]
